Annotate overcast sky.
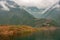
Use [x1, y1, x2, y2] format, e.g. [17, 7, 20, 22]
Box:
[13, 0, 59, 8]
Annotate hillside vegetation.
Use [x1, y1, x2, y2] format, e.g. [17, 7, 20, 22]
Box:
[0, 25, 60, 40]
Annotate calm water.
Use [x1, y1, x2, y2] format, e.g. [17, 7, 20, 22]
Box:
[14, 29, 60, 40]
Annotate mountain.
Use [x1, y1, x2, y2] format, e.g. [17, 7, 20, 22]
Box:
[40, 3, 60, 27]
[26, 7, 42, 12]
[0, 0, 35, 26]
[24, 7, 45, 18]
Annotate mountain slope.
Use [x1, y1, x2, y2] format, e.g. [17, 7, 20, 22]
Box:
[40, 4, 60, 26]
[24, 7, 45, 18]
[0, 0, 35, 26]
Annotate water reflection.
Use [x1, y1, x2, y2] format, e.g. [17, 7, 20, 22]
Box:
[15, 28, 60, 40]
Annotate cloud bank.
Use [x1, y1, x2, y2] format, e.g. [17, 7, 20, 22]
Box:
[13, 0, 59, 8]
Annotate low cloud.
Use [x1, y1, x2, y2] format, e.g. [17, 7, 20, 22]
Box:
[13, 0, 59, 8]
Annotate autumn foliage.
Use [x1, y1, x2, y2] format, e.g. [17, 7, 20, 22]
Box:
[0, 25, 37, 40]
[0, 25, 59, 40]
